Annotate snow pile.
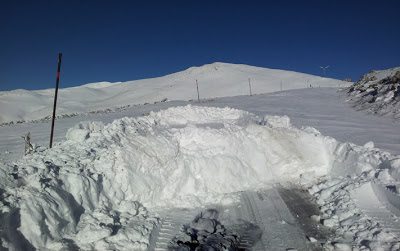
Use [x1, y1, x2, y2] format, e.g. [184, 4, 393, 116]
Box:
[346, 67, 400, 120]
[1, 105, 399, 250]
[309, 143, 400, 250]
[0, 62, 346, 125]
[309, 176, 400, 250]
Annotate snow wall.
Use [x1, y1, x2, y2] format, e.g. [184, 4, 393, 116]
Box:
[1, 105, 399, 250]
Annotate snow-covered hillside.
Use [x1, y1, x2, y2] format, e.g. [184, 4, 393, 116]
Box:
[2, 64, 400, 250]
[0, 62, 346, 125]
[346, 67, 400, 119]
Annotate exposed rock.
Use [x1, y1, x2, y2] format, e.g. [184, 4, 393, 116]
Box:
[395, 70, 400, 79]
[345, 66, 400, 120]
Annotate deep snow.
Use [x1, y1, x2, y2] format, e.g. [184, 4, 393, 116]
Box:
[1, 104, 400, 250]
[2, 88, 399, 166]
[1, 63, 399, 250]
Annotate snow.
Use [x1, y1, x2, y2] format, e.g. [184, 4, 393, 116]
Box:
[1, 64, 400, 250]
[1, 104, 400, 250]
[0, 62, 347, 125]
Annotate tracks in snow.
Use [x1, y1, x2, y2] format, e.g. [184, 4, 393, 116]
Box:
[149, 186, 327, 250]
[238, 190, 312, 251]
[148, 208, 197, 251]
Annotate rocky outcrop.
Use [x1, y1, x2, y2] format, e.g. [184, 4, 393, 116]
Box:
[345, 67, 400, 120]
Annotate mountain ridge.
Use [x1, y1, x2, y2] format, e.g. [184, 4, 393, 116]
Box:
[0, 62, 346, 125]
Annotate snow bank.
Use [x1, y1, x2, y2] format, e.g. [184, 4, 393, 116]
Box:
[309, 145, 400, 250]
[346, 66, 400, 120]
[1, 105, 399, 250]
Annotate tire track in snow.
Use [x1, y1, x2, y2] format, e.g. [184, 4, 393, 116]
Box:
[277, 185, 334, 245]
[239, 191, 266, 251]
[148, 208, 197, 251]
[239, 189, 312, 251]
[149, 187, 325, 251]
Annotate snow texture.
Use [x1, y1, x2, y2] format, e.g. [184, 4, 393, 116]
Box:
[1, 105, 400, 250]
[1, 64, 399, 250]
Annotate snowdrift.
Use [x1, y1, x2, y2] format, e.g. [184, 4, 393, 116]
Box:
[1, 106, 399, 250]
[0, 62, 346, 125]
[346, 66, 400, 120]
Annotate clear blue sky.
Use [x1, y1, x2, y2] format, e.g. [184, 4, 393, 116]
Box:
[0, 0, 399, 91]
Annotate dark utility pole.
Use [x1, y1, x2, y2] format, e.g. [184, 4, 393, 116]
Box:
[196, 79, 200, 103]
[50, 53, 62, 148]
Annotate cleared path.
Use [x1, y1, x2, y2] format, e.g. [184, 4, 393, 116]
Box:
[149, 186, 329, 251]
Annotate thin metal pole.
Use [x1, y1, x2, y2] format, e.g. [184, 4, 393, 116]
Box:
[248, 78, 252, 96]
[320, 66, 329, 77]
[50, 53, 62, 148]
[196, 79, 200, 103]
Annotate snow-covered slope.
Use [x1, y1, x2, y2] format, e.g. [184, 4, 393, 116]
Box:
[346, 67, 400, 119]
[1, 89, 400, 250]
[1, 106, 399, 250]
[0, 62, 346, 125]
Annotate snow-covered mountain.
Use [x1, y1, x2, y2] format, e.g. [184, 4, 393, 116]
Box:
[1, 85, 400, 249]
[346, 66, 400, 119]
[5, 63, 400, 250]
[0, 62, 346, 125]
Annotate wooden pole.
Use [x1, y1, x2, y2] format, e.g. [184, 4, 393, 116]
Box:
[248, 78, 252, 96]
[50, 53, 62, 148]
[196, 79, 200, 103]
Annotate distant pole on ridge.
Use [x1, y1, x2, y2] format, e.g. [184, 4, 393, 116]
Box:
[50, 53, 62, 148]
[248, 78, 252, 96]
[320, 65, 329, 77]
[280, 81, 282, 91]
[196, 79, 200, 103]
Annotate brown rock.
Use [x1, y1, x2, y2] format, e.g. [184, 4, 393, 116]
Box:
[395, 71, 400, 79]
